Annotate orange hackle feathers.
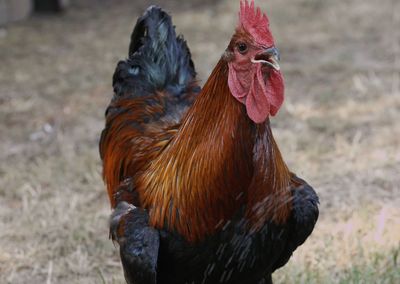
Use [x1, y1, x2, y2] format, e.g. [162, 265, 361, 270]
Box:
[136, 60, 253, 241]
[101, 59, 292, 242]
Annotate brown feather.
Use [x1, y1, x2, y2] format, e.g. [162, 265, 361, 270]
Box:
[100, 92, 182, 208]
[137, 60, 253, 241]
[134, 58, 291, 242]
[101, 58, 291, 242]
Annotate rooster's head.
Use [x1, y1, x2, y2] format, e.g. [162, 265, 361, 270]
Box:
[226, 0, 284, 123]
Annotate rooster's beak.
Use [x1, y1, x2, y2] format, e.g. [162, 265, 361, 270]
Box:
[251, 47, 281, 71]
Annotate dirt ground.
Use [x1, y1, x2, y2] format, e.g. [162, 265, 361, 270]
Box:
[0, 0, 399, 283]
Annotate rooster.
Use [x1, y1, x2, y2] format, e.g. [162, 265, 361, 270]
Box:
[100, 1, 319, 283]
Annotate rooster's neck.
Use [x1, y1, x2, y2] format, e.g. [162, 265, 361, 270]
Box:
[139, 58, 291, 242]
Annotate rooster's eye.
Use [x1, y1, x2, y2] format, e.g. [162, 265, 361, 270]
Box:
[237, 42, 248, 54]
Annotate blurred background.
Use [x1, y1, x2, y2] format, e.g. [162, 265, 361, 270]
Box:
[0, 0, 399, 283]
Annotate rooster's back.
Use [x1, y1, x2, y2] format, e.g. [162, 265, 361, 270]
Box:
[100, 6, 199, 207]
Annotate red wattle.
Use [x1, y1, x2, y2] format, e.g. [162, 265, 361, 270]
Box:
[228, 62, 284, 123]
[246, 67, 270, 123]
[266, 70, 284, 116]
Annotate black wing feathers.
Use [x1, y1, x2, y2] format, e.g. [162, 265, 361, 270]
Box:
[290, 177, 319, 248]
[271, 176, 319, 271]
[112, 203, 160, 284]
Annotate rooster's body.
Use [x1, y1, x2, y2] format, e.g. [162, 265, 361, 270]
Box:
[100, 3, 318, 284]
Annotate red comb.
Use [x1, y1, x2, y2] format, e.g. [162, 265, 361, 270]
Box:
[238, 0, 274, 47]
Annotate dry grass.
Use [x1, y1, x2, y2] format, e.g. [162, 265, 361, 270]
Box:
[0, 0, 399, 283]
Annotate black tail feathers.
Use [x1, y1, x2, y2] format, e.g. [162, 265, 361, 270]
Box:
[113, 6, 197, 98]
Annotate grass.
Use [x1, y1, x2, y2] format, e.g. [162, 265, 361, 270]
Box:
[0, 0, 399, 283]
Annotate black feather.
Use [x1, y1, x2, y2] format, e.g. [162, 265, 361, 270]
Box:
[271, 176, 319, 272]
[115, 178, 318, 284]
[112, 204, 160, 284]
[113, 6, 197, 99]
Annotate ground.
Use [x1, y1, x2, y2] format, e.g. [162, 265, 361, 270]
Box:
[0, 0, 399, 283]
